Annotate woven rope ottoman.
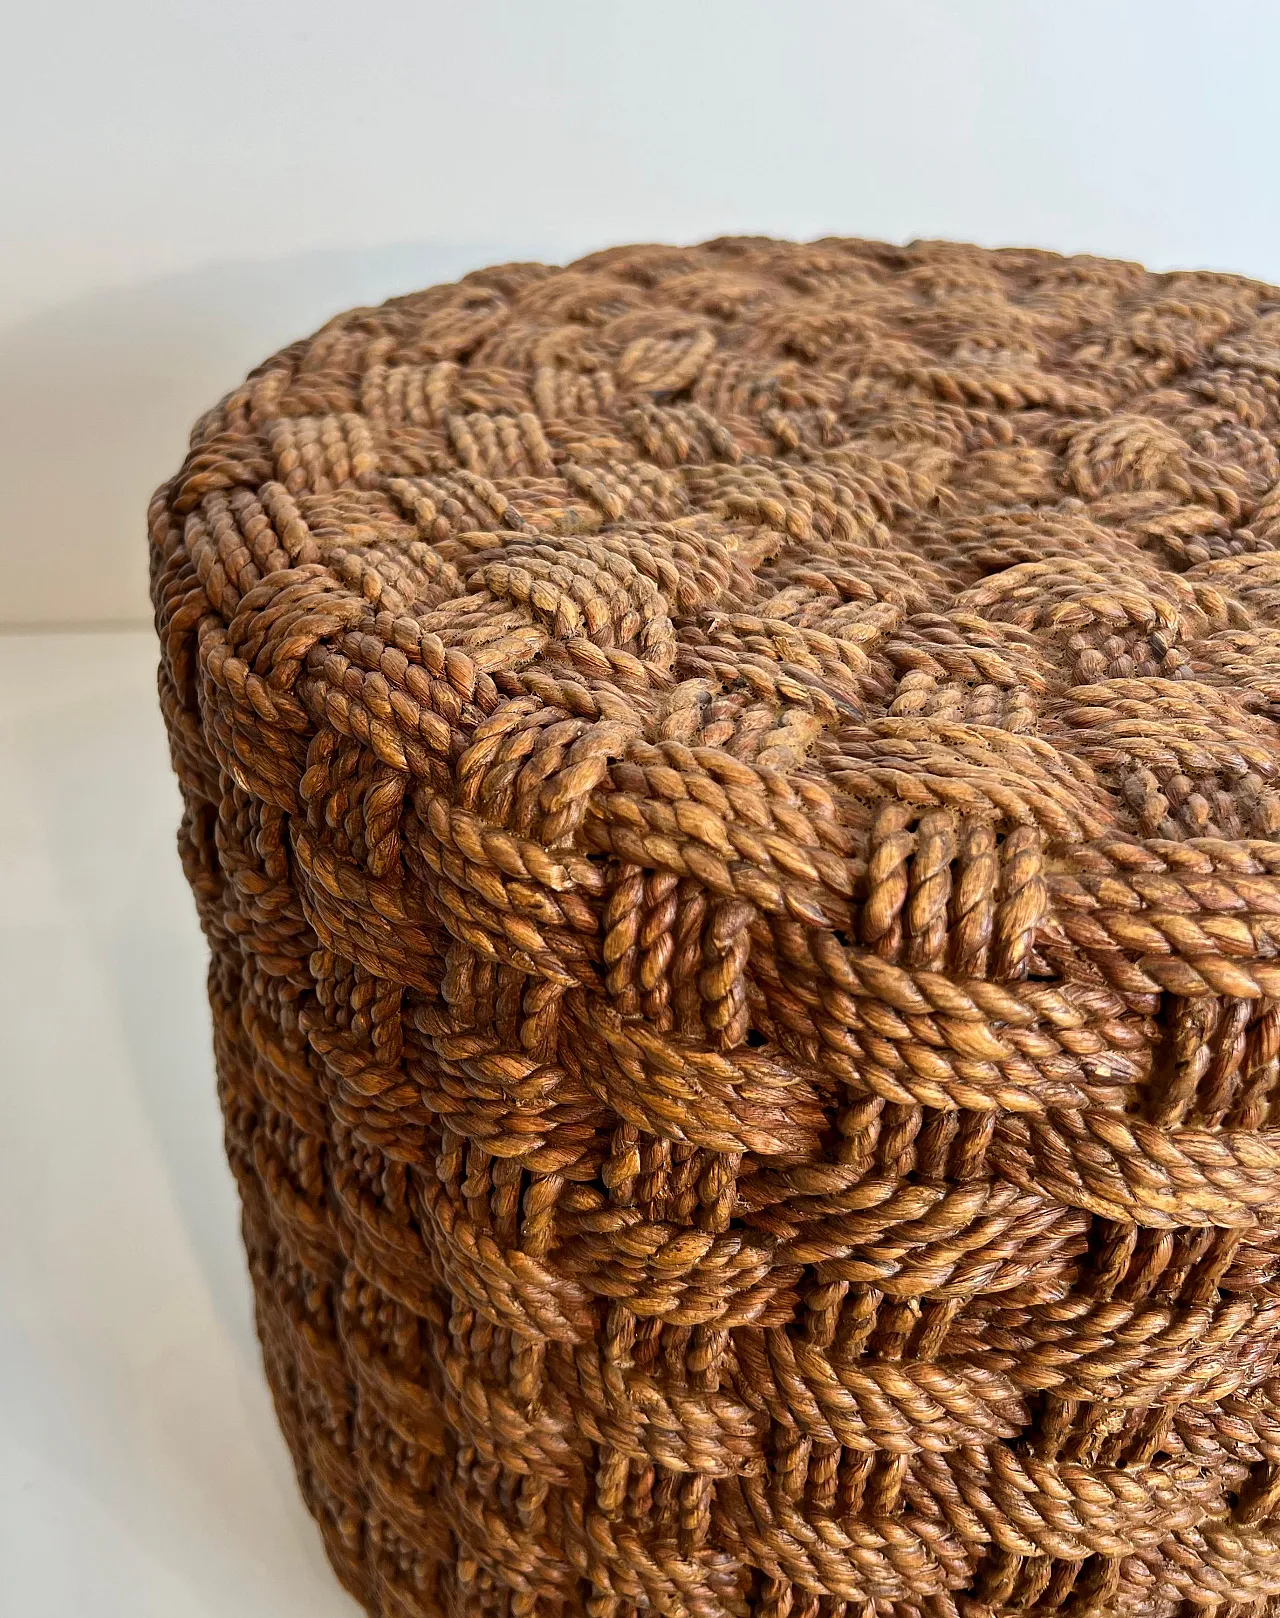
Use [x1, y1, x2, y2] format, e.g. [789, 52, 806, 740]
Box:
[152, 237, 1280, 1616]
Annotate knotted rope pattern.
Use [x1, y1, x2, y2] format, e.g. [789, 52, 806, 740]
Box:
[152, 237, 1280, 1615]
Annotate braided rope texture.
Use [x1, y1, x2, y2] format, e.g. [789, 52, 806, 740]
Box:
[151, 236, 1280, 1616]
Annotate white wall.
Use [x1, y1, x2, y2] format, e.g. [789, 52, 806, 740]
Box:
[3, 0, 1279, 625]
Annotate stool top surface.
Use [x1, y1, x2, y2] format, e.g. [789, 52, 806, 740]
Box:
[154, 236, 1280, 1001]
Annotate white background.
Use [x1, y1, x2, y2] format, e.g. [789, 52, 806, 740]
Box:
[3, 4, 1280, 1613]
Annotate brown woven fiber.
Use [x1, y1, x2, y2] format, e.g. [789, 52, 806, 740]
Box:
[152, 235, 1280, 1617]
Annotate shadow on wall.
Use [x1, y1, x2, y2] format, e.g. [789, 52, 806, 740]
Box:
[0, 240, 554, 629]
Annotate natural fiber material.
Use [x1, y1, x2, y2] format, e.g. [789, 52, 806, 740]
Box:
[151, 236, 1280, 1616]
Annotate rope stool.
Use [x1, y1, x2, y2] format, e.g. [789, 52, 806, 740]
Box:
[152, 237, 1280, 1615]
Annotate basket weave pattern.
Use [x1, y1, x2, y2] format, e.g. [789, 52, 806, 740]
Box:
[152, 238, 1280, 1615]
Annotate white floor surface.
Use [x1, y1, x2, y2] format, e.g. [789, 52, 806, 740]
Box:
[0, 630, 359, 1616]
